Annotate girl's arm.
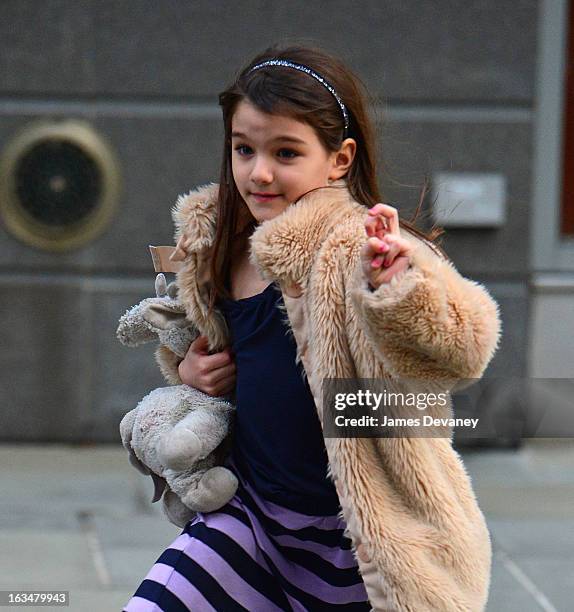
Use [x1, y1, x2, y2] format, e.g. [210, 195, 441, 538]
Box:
[351, 216, 501, 382]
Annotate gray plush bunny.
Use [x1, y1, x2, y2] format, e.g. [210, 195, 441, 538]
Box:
[116, 273, 237, 527]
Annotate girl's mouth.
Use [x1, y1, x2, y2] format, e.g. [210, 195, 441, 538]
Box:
[252, 193, 280, 202]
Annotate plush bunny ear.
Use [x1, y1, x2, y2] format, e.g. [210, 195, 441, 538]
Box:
[166, 281, 178, 300]
[155, 273, 168, 298]
[141, 302, 189, 331]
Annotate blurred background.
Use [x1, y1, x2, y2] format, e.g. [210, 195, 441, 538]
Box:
[0, 1, 572, 610]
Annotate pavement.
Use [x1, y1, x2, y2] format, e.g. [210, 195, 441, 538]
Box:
[0, 439, 572, 612]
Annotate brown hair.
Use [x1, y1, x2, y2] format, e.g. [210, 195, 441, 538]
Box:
[209, 42, 445, 311]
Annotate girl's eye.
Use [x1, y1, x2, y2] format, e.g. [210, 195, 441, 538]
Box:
[234, 145, 252, 155]
[233, 145, 299, 159]
[277, 149, 298, 159]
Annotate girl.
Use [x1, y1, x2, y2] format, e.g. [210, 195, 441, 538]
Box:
[124, 44, 501, 611]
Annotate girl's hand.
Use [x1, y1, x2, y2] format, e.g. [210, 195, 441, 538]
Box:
[361, 203, 414, 289]
[178, 335, 236, 397]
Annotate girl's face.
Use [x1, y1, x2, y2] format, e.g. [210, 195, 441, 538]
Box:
[231, 99, 355, 223]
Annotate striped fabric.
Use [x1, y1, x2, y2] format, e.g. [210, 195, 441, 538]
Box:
[124, 457, 370, 611]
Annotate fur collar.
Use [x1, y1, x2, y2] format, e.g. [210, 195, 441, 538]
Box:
[171, 179, 366, 286]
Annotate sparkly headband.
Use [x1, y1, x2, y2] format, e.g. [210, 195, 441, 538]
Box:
[247, 59, 349, 137]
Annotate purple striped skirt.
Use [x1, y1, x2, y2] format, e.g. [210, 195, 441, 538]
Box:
[123, 457, 370, 611]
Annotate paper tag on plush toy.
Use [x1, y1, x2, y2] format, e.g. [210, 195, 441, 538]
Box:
[149, 245, 184, 273]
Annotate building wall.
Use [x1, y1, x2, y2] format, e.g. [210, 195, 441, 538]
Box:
[0, 0, 538, 441]
[528, 1, 574, 391]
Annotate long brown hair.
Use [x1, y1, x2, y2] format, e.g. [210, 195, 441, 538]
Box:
[209, 43, 445, 311]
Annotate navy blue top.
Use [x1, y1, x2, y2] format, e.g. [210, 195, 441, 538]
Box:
[218, 282, 340, 515]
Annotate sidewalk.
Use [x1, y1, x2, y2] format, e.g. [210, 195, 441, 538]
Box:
[1, 440, 572, 611]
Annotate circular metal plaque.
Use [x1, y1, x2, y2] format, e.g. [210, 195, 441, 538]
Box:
[0, 120, 121, 251]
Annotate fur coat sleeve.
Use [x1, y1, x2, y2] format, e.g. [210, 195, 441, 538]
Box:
[350, 228, 502, 383]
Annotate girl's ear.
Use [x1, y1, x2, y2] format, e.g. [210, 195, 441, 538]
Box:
[329, 138, 357, 180]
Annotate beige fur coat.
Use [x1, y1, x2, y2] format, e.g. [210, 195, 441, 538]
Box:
[155, 179, 502, 611]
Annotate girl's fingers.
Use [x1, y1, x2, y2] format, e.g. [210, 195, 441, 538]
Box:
[372, 255, 411, 286]
[363, 237, 389, 267]
[380, 234, 414, 266]
[365, 216, 383, 237]
[207, 363, 237, 386]
[365, 215, 388, 238]
[368, 203, 400, 235]
[365, 234, 413, 269]
[203, 350, 233, 371]
[381, 237, 402, 267]
[363, 205, 413, 286]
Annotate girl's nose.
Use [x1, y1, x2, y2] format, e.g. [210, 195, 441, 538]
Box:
[250, 157, 273, 184]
